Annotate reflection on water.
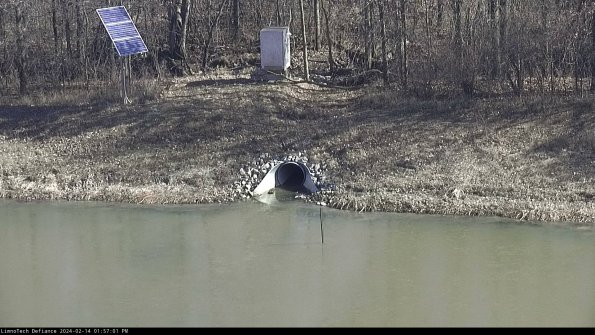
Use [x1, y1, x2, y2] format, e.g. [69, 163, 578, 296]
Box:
[253, 188, 307, 205]
[0, 200, 593, 327]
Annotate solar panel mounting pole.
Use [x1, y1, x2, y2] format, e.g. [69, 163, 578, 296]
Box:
[121, 56, 132, 104]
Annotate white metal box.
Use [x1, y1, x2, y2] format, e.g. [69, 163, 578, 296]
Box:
[259, 27, 291, 71]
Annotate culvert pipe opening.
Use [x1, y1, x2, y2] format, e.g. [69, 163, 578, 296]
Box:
[275, 162, 306, 193]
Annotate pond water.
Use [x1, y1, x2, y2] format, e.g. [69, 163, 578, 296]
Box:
[0, 200, 593, 327]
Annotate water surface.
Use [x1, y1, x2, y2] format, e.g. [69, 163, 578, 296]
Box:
[1, 200, 593, 327]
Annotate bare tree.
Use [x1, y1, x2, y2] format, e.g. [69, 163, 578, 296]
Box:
[452, 0, 465, 93]
[52, 0, 60, 54]
[0, 0, 592, 97]
[76, 0, 84, 60]
[499, 0, 507, 83]
[201, 0, 229, 70]
[232, 0, 240, 40]
[398, 0, 408, 89]
[488, 0, 499, 78]
[62, 0, 73, 56]
[314, 0, 321, 51]
[436, 0, 444, 29]
[276, 0, 282, 25]
[364, 0, 375, 70]
[0, 5, 7, 89]
[379, 0, 388, 85]
[320, 0, 336, 70]
[299, 0, 309, 81]
[169, 0, 192, 75]
[591, 4, 595, 91]
[14, 1, 27, 94]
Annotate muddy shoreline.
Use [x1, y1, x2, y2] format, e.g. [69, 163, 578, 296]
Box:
[1, 74, 594, 228]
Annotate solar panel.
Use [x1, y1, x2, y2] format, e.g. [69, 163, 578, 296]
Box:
[97, 6, 148, 57]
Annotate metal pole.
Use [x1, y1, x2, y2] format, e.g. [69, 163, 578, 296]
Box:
[121, 56, 131, 105]
[120, 57, 125, 103]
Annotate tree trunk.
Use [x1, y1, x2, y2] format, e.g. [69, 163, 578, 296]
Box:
[364, 1, 374, 70]
[380, 0, 388, 86]
[76, 0, 83, 60]
[169, 1, 182, 59]
[82, 1, 90, 85]
[180, 0, 191, 60]
[488, 0, 499, 78]
[276, 0, 282, 25]
[453, 0, 462, 65]
[540, 0, 553, 92]
[0, 7, 5, 88]
[574, 0, 586, 93]
[398, 0, 408, 89]
[591, 7, 595, 91]
[15, 4, 27, 95]
[320, 0, 336, 70]
[436, 0, 444, 29]
[299, 0, 310, 81]
[452, 0, 473, 96]
[0, 8, 3, 42]
[169, 0, 192, 74]
[63, 0, 72, 56]
[498, 0, 507, 82]
[0, 8, 3, 54]
[52, 0, 59, 54]
[232, 0, 240, 40]
[314, 0, 321, 51]
[422, 0, 435, 93]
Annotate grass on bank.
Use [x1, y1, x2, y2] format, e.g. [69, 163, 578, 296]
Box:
[0, 73, 594, 227]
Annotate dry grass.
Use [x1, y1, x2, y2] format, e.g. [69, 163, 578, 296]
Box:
[1, 70, 594, 227]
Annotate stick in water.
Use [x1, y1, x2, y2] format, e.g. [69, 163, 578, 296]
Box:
[320, 207, 324, 244]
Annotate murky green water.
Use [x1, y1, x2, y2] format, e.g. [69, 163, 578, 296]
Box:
[0, 200, 593, 327]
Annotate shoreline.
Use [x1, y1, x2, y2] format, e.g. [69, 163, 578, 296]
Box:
[1, 150, 593, 229]
[1, 180, 593, 229]
[1, 183, 593, 229]
[1, 74, 594, 228]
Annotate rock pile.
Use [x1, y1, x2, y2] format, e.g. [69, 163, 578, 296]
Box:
[232, 152, 334, 205]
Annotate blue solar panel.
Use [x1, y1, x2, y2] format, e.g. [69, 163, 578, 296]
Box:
[96, 6, 128, 24]
[114, 38, 148, 57]
[97, 6, 148, 57]
[106, 21, 138, 40]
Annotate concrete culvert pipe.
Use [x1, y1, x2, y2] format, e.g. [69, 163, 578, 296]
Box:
[275, 162, 306, 192]
[252, 161, 319, 198]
